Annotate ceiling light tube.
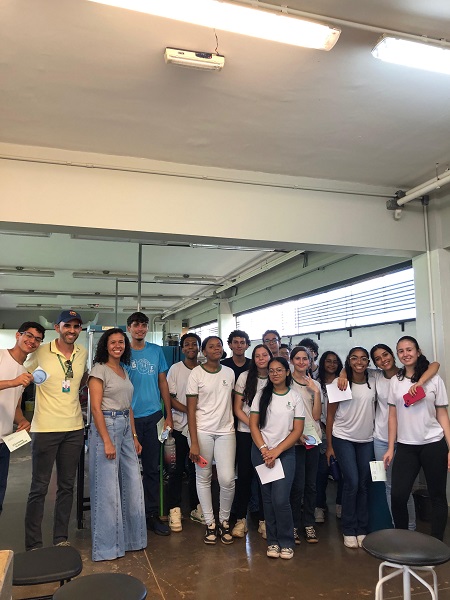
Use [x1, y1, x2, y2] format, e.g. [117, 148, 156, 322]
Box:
[372, 35, 450, 75]
[0, 268, 55, 277]
[88, 0, 341, 50]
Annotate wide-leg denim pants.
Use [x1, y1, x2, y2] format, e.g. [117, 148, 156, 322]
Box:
[89, 413, 147, 561]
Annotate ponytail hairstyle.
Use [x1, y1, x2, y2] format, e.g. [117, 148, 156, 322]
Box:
[318, 351, 343, 395]
[243, 344, 273, 407]
[290, 345, 313, 377]
[344, 346, 371, 389]
[259, 357, 291, 428]
[396, 336, 430, 382]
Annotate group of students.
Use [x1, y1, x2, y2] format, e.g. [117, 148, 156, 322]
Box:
[74, 327, 450, 562]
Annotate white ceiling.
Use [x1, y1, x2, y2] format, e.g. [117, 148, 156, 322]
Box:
[1, 0, 449, 320]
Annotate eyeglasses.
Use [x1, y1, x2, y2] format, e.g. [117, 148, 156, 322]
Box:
[20, 331, 43, 344]
[65, 360, 74, 379]
[264, 338, 279, 344]
[349, 356, 369, 363]
[269, 368, 285, 375]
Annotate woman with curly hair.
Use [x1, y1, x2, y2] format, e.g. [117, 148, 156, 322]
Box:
[232, 344, 272, 538]
[88, 328, 146, 561]
[326, 347, 376, 549]
[384, 336, 450, 540]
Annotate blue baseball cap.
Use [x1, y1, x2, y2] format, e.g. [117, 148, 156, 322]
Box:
[56, 310, 83, 325]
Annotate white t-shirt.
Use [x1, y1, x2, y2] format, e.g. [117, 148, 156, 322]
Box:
[291, 377, 322, 440]
[251, 387, 305, 449]
[371, 368, 392, 443]
[388, 374, 448, 445]
[167, 361, 196, 431]
[332, 373, 377, 443]
[0, 349, 26, 441]
[186, 364, 235, 435]
[234, 371, 268, 433]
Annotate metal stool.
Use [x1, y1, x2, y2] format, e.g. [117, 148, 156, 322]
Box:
[13, 546, 83, 600]
[52, 573, 147, 600]
[363, 529, 450, 600]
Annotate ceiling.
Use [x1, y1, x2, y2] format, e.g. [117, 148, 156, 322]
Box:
[1, 0, 449, 322]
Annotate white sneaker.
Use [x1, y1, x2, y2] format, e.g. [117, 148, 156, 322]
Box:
[231, 518, 247, 538]
[314, 507, 325, 523]
[343, 535, 358, 548]
[267, 544, 280, 558]
[169, 507, 182, 532]
[336, 504, 342, 518]
[280, 547, 294, 560]
[190, 504, 206, 525]
[357, 534, 366, 547]
[258, 520, 267, 539]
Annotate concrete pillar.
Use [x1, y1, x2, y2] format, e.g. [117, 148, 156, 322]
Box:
[217, 300, 235, 347]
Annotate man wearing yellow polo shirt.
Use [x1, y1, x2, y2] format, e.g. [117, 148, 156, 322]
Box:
[24, 310, 87, 550]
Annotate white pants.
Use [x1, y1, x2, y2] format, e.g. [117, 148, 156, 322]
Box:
[195, 431, 236, 526]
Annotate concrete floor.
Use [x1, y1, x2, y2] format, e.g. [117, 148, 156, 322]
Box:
[2, 444, 450, 600]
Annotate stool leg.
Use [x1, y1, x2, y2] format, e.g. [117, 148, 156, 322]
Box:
[403, 566, 412, 600]
[407, 567, 437, 600]
[376, 562, 404, 600]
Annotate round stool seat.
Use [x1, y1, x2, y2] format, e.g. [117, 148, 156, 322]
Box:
[13, 546, 83, 586]
[52, 573, 147, 600]
[363, 529, 450, 567]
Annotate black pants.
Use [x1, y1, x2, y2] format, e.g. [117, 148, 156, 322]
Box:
[235, 431, 264, 520]
[391, 437, 448, 540]
[167, 428, 199, 511]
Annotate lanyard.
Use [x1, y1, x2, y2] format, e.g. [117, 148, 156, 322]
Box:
[57, 354, 73, 378]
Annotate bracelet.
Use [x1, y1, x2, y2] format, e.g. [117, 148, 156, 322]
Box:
[133, 433, 138, 438]
[259, 443, 268, 451]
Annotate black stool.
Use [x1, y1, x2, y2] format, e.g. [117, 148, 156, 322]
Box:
[13, 546, 83, 600]
[363, 529, 450, 600]
[52, 573, 147, 600]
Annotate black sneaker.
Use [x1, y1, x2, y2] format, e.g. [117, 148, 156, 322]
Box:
[204, 522, 217, 545]
[147, 514, 170, 536]
[218, 520, 234, 545]
[293, 527, 301, 545]
[305, 526, 319, 543]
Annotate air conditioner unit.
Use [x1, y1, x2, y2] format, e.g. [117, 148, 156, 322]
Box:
[164, 48, 225, 71]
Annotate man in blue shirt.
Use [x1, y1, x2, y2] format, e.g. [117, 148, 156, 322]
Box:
[126, 312, 173, 536]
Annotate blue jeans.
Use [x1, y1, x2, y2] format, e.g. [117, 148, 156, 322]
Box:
[89, 414, 147, 561]
[291, 445, 320, 529]
[373, 437, 416, 530]
[25, 429, 84, 550]
[332, 436, 374, 536]
[0, 443, 11, 510]
[134, 410, 162, 517]
[252, 444, 295, 550]
[316, 434, 343, 508]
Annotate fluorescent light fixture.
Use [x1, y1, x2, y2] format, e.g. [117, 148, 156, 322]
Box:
[0, 267, 55, 277]
[88, 0, 341, 50]
[165, 48, 225, 71]
[1, 290, 58, 297]
[0, 230, 51, 238]
[372, 36, 450, 75]
[73, 271, 137, 281]
[153, 275, 220, 285]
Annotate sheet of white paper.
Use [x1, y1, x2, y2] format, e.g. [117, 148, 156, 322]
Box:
[326, 380, 353, 403]
[3, 429, 31, 452]
[370, 460, 387, 482]
[255, 458, 285, 485]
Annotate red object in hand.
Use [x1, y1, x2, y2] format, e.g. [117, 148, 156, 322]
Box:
[403, 385, 426, 407]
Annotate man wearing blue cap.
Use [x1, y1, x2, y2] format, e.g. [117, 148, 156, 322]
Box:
[24, 310, 87, 550]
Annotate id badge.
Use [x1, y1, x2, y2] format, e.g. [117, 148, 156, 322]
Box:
[62, 379, 71, 393]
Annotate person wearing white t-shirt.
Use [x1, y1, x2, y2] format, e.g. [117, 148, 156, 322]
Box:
[370, 343, 439, 531]
[290, 346, 322, 545]
[231, 344, 272, 539]
[326, 347, 376, 549]
[0, 322, 42, 513]
[250, 357, 305, 560]
[166, 333, 203, 532]
[383, 336, 450, 541]
[187, 336, 235, 546]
